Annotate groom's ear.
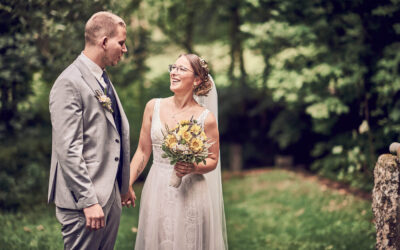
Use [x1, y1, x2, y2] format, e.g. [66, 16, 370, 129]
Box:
[101, 36, 108, 49]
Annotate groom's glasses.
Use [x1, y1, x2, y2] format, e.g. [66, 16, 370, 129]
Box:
[168, 64, 193, 74]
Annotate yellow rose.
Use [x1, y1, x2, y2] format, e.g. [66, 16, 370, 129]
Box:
[166, 134, 177, 148]
[181, 131, 192, 142]
[190, 124, 201, 134]
[178, 125, 189, 136]
[190, 138, 203, 152]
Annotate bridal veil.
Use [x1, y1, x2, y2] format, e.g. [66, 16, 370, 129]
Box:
[194, 75, 228, 250]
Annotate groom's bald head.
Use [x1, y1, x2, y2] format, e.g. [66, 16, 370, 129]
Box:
[85, 11, 126, 46]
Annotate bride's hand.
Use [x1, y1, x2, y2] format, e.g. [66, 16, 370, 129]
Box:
[121, 185, 136, 208]
[174, 162, 196, 177]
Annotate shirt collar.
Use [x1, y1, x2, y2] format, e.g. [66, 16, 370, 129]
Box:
[80, 52, 104, 83]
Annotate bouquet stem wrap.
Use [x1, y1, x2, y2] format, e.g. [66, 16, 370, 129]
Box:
[169, 170, 182, 188]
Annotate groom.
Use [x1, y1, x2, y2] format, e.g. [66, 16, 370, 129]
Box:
[48, 11, 133, 249]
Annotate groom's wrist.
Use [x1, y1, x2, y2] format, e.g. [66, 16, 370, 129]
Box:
[75, 194, 99, 210]
[84, 202, 98, 208]
[83, 203, 99, 210]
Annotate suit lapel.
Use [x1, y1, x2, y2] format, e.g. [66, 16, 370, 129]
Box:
[73, 56, 118, 134]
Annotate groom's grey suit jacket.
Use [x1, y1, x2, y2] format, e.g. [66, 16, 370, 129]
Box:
[48, 55, 130, 210]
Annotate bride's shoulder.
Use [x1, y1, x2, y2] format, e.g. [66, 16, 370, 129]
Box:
[145, 97, 168, 107]
[144, 98, 156, 109]
[143, 98, 158, 115]
[203, 109, 217, 127]
[144, 97, 172, 115]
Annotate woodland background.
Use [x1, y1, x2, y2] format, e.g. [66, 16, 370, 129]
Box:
[1, 0, 400, 211]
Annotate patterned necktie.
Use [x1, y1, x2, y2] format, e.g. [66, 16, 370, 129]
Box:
[102, 71, 114, 99]
[102, 71, 118, 112]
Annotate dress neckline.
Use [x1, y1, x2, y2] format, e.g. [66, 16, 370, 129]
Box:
[157, 98, 208, 129]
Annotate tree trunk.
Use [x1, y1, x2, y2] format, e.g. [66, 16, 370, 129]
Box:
[372, 154, 400, 249]
[228, 5, 238, 81]
[0, 84, 14, 133]
[228, 4, 246, 84]
[229, 143, 242, 172]
[183, 0, 195, 53]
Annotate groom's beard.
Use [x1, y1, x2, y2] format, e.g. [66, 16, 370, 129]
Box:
[103, 52, 123, 67]
[110, 56, 121, 66]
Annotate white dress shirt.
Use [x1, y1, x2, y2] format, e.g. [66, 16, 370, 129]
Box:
[80, 52, 107, 89]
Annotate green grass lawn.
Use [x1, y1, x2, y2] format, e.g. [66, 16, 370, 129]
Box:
[0, 169, 374, 250]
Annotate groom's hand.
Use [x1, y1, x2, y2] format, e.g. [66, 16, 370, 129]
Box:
[83, 204, 105, 231]
[121, 186, 136, 208]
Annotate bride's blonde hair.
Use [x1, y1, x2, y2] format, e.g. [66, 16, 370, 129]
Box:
[179, 54, 212, 96]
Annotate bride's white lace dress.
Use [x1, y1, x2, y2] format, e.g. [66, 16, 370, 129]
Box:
[135, 98, 214, 250]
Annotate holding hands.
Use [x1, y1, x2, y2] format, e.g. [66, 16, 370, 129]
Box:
[121, 186, 136, 208]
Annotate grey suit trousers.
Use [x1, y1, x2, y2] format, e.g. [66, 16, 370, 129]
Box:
[55, 182, 122, 250]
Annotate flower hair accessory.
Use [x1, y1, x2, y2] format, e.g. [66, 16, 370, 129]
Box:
[193, 56, 212, 96]
[199, 57, 209, 82]
[199, 57, 207, 69]
[95, 89, 113, 113]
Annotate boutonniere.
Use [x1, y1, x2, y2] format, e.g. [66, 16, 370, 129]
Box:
[95, 89, 114, 113]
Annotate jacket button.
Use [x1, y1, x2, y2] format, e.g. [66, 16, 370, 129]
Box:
[115, 157, 119, 161]
[115, 139, 120, 143]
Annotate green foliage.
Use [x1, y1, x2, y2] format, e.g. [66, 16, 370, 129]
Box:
[2, 0, 400, 209]
[0, 206, 62, 249]
[268, 108, 307, 149]
[224, 170, 374, 249]
[310, 133, 374, 190]
[0, 75, 51, 210]
[145, 0, 215, 52]
[0, 170, 374, 249]
[240, 0, 400, 188]
[0, 0, 133, 209]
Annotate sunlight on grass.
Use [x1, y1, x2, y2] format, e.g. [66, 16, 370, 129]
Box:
[0, 169, 374, 250]
[223, 169, 374, 250]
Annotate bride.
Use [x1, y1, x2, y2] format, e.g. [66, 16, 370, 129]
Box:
[122, 54, 228, 249]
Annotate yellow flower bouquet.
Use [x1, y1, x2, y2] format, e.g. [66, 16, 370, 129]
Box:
[161, 118, 213, 187]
